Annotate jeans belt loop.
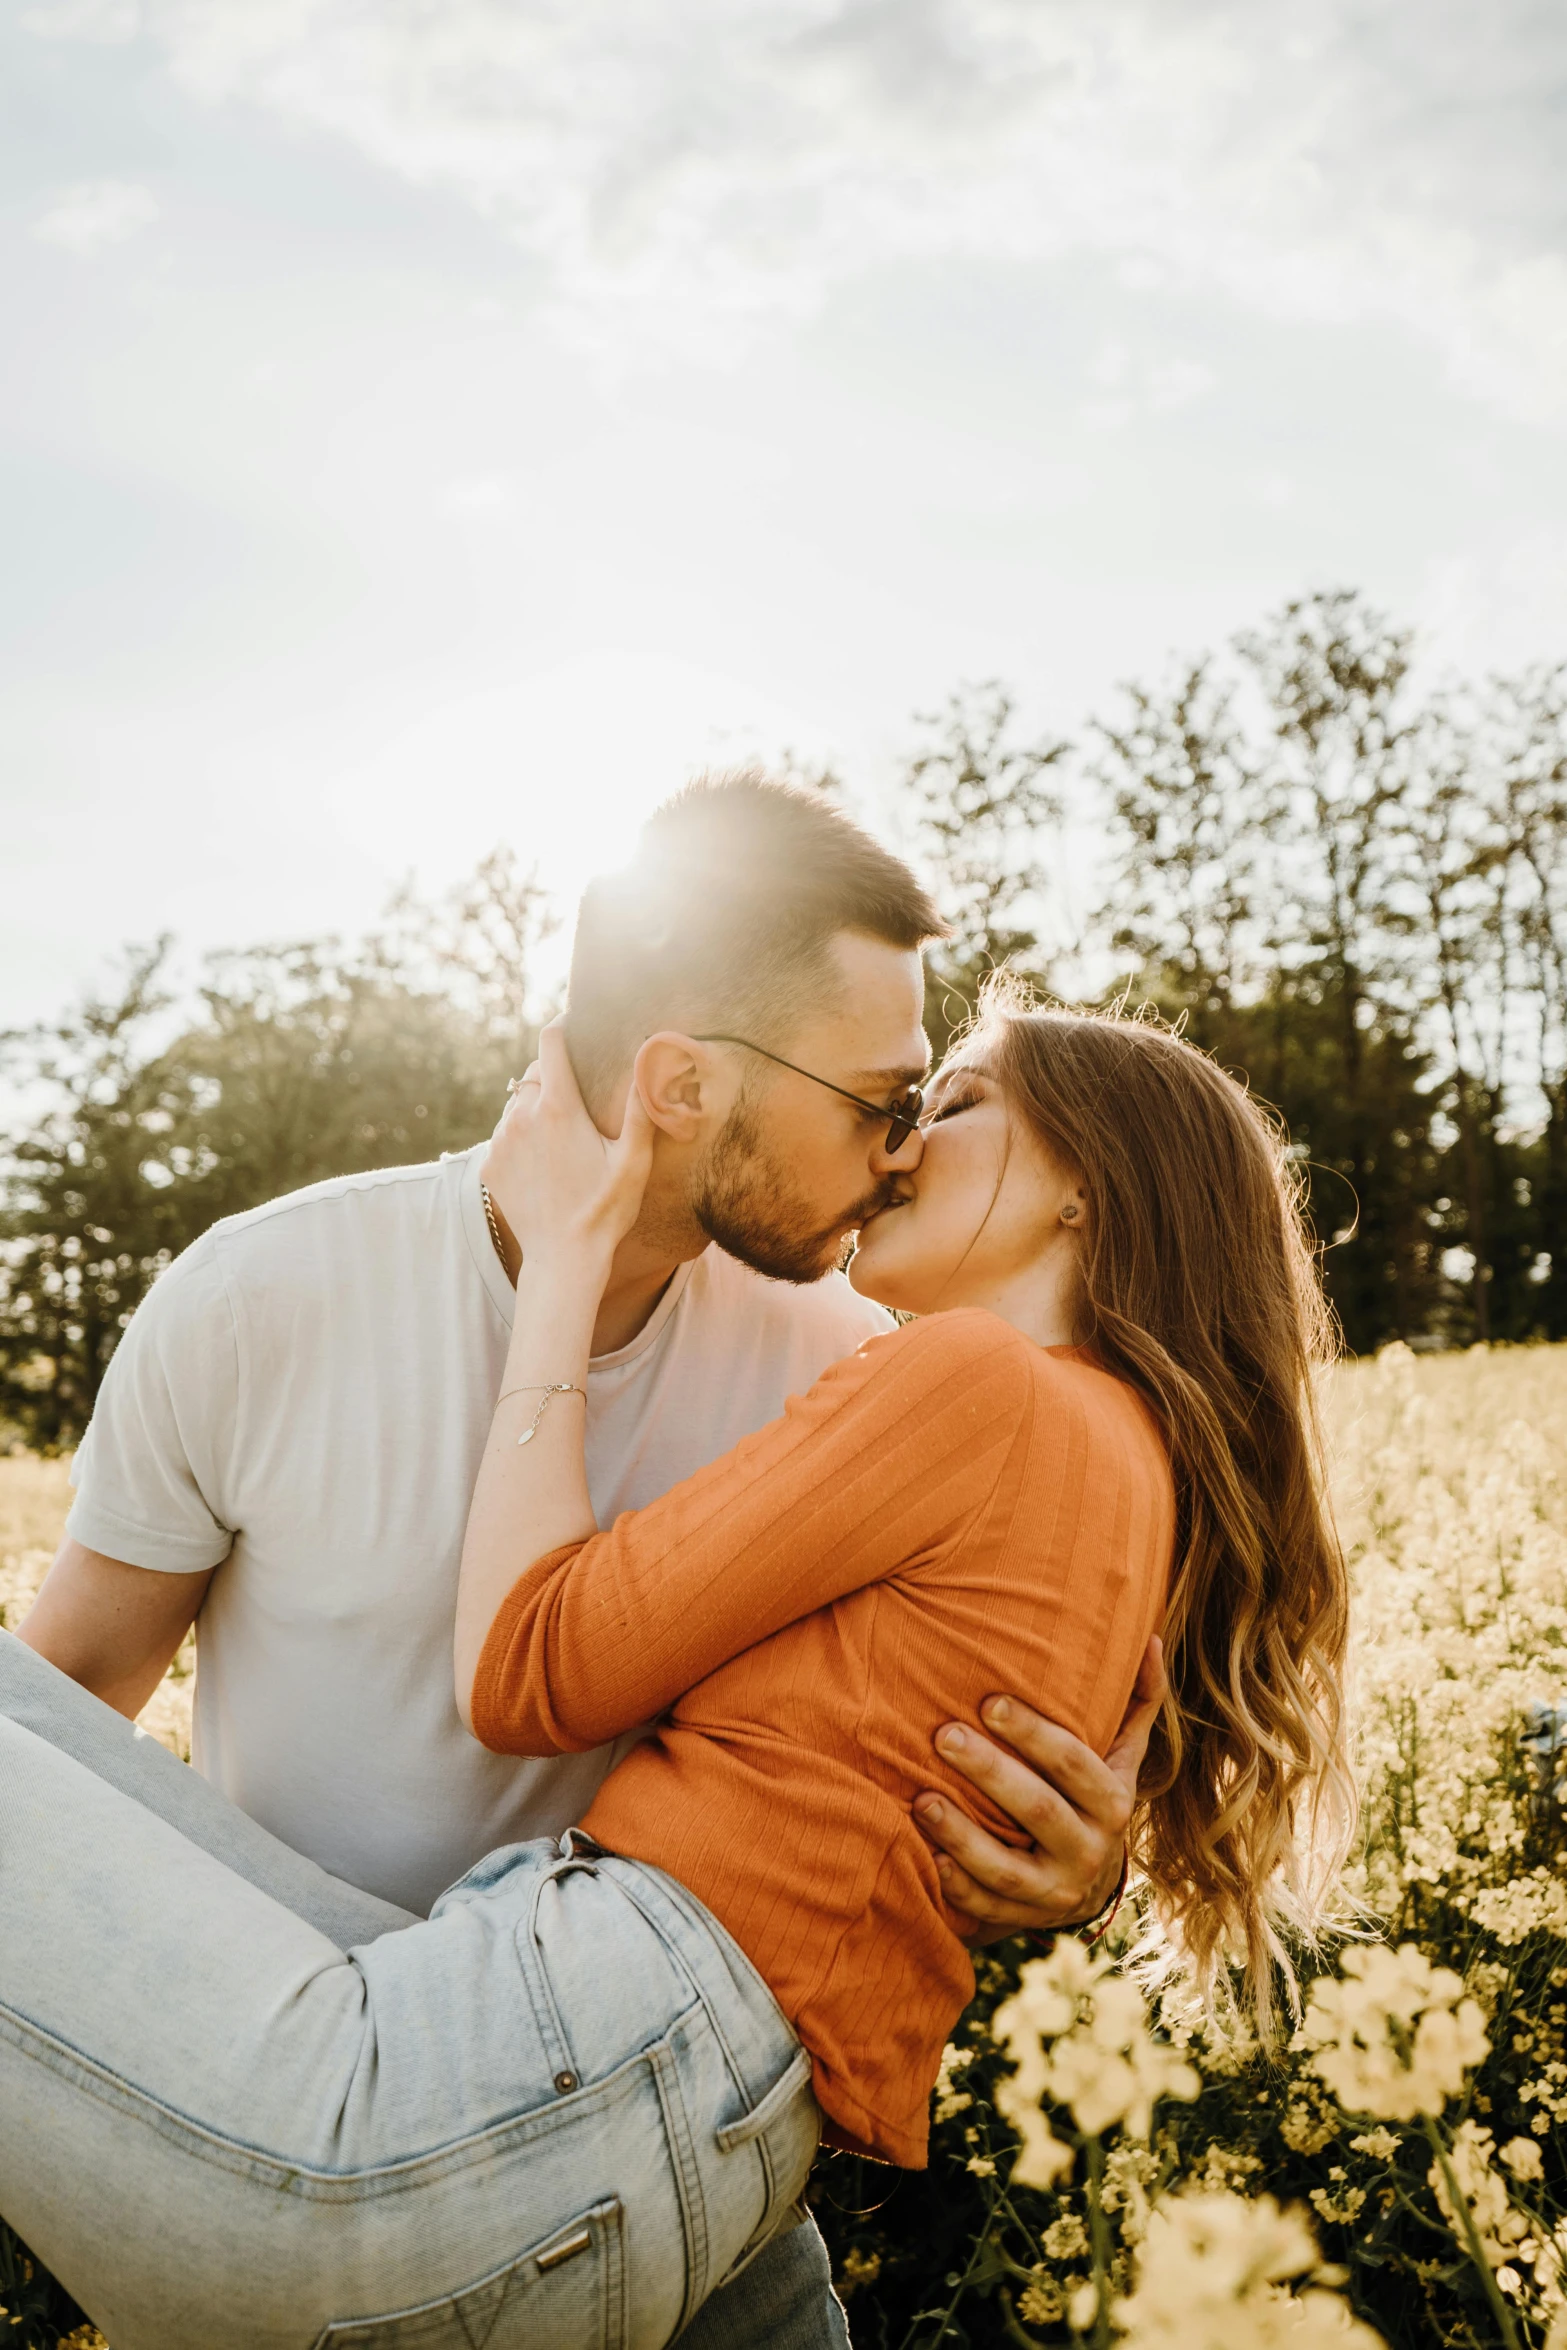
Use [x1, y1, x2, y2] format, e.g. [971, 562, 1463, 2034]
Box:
[556, 1826, 605, 1866]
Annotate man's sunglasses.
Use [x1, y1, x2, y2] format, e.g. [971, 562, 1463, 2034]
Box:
[692, 1036, 925, 1154]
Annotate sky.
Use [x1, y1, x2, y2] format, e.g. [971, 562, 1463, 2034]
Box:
[4, 0, 1567, 1028]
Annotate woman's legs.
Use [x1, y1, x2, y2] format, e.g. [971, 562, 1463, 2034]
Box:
[0, 1631, 414, 1946]
[0, 1714, 816, 2350]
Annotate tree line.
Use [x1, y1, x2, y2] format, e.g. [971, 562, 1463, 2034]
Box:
[3, 588, 1564, 1447]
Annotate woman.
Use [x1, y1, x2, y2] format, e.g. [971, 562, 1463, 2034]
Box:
[0, 993, 1351, 2350]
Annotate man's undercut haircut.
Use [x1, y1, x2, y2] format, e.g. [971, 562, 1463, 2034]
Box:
[565, 768, 946, 1104]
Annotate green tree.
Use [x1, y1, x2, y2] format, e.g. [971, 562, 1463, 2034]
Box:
[0, 852, 554, 1450]
[899, 682, 1069, 1055]
[1091, 657, 1259, 1019]
[1490, 667, 1567, 1340]
[1093, 594, 1446, 1352]
[1237, 592, 1422, 1340]
[0, 942, 200, 1448]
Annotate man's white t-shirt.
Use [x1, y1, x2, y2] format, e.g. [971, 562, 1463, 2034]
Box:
[67, 1146, 892, 1914]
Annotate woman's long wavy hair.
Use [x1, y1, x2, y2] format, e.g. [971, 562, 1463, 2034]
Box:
[972, 984, 1355, 2032]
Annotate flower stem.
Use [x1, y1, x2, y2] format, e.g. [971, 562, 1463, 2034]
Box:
[1087, 2135, 1113, 2350]
[1418, 2115, 1522, 2350]
[998, 2288, 1048, 2349]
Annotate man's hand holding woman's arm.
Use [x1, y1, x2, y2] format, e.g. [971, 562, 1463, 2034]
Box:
[915, 1636, 1164, 1944]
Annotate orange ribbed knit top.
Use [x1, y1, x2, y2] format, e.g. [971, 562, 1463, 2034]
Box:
[471, 1309, 1173, 2168]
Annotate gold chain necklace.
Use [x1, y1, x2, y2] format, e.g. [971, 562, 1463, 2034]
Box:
[480, 1181, 508, 1270]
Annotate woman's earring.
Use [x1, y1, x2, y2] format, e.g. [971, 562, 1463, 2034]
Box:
[1061, 1202, 1081, 1225]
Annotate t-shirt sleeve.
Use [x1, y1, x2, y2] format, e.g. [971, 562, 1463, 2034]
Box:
[66, 1234, 240, 1575]
[470, 1311, 1033, 1756]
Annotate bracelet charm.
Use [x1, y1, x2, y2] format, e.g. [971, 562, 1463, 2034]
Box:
[497, 1383, 586, 1446]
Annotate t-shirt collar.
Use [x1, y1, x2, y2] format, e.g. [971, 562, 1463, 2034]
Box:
[456, 1143, 698, 1368]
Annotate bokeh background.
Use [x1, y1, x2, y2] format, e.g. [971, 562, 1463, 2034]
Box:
[4, 4, 1567, 1430]
[6, 2, 1567, 1003]
[5, 20, 1567, 2347]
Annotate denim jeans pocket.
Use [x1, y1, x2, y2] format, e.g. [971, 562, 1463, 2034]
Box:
[711, 2049, 820, 2288]
[310, 2198, 625, 2350]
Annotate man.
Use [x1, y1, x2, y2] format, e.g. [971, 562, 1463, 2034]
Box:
[16, 772, 1154, 2346]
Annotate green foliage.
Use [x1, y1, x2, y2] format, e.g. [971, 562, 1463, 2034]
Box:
[2, 600, 1567, 2340]
[900, 682, 1069, 1058]
[0, 851, 552, 1451]
[909, 592, 1567, 1356]
[6, 592, 1565, 1395]
[0, 2227, 90, 2348]
[813, 1934, 1565, 2350]
[811, 1344, 1567, 2346]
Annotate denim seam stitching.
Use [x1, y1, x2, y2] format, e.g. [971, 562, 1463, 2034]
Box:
[0, 1997, 662, 2199]
[515, 1866, 581, 2087]
[648, 2036, 710, 2332]
[593, 1863, 760, 2114]
[306, 2200, 623, 2348]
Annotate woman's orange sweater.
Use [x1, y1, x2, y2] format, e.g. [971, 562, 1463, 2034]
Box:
[471, 1308, 1173, 2168]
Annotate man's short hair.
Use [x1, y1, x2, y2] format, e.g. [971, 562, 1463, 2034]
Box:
[565, 767, 946, 1101]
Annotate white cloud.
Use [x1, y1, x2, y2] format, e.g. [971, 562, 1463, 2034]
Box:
[1417, 528, 1567, 676]
[32, 179, 159, 255]
[1147, 358, 1215, 413]
[19, 2, 1567, 415]
[21, 0, 139, 40]
[437, 474, 516, 519]
[1081, 340, 1214, 426]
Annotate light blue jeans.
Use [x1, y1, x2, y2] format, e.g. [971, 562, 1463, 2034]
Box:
[0, 1635, 848, 2350]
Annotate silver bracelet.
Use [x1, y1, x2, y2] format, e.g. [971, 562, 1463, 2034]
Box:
[496, 1383, 586, 1446]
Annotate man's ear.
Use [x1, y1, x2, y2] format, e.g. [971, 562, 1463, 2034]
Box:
[633, 1033, 725, 1143]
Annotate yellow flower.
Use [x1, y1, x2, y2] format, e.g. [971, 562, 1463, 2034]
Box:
[1297, 1945, 1489, 2121]
[992, 1938, 1198, 2167]
[1020, 2271, 1066, 2325]
[1068, 2278, 1100, 2332]
[1309, 2172, 1369, 2226]
[837, 2247, 881, 2298]
[933, 2041, 976, 2124]
[1042, 2211, 1090, 2260]
[1194, 2145, 1265, 2194]
[1501, 2136, 1544, 2182]
[1005, 2103, 1077, 2191]
[1280, 2082, 1341, 2156]
[1113, 2192, 1386, 2349]
[1428, 2121, 1533, 2270]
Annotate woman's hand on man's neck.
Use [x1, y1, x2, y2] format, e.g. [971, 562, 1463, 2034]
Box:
[483, 1188, 693, 1359]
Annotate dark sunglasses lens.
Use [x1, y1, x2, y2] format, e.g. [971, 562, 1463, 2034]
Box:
[886, 1091, 923, 1152]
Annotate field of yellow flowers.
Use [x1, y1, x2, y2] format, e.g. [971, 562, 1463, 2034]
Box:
[2, 1343, 1565, 2350]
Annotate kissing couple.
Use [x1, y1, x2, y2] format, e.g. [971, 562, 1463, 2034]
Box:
[2, 773, 1351, 2348]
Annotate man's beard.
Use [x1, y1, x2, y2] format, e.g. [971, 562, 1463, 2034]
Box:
[693, 1097, 894, 1285]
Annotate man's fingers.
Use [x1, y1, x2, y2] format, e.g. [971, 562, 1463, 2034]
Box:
[930, 1854, 1051, 1927]
[912, 1804, 1091, 1931]
[1102, 1635, 1167, 1797]
[931, 1858, 1045, 1941]
[930, 1722, 1105, 1862]
[1103, 1688, 1159, 1785]
[913, 1784, 1089, 1907]
[537, 1021, 575, 1104]
[616, 1075, 658, 1163]
[918, 1700, 1138, 1934]
[967, 1700, 1133, 1836]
